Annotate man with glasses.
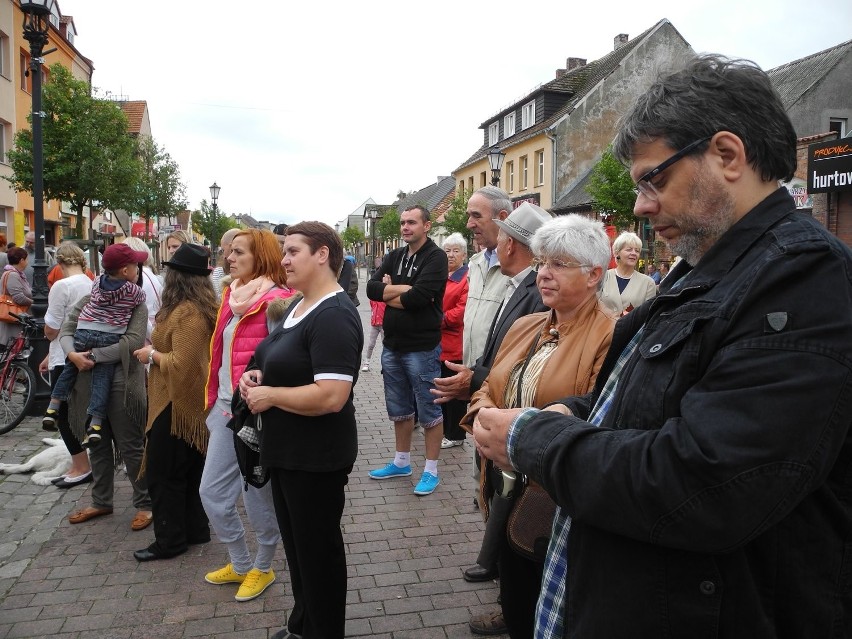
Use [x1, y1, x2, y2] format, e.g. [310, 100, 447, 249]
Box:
[472, 55, 852, 638]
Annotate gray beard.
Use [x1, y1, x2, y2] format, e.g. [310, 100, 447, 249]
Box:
[666, 172, 737, 265]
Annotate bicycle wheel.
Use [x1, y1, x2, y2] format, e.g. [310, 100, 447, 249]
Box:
[0, 361, 36, 435]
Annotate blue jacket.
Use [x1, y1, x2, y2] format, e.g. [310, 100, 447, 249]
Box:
[513, 189, 852, 638]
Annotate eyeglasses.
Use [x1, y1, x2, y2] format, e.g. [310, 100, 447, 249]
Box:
[632, 136, 713, 201]
[532, 257, 592, 272]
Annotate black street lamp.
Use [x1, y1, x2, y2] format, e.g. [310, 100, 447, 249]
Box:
[21, 0, 54, 318]
[369, 208, 378, 264]
[209, 181, 220, 258]
[487, 145, 506, 187]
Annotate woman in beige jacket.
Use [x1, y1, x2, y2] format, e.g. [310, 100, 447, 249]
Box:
[599, 231, 657, 316]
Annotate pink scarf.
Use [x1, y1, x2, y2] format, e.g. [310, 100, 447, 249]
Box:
[229, 276, 276, 316]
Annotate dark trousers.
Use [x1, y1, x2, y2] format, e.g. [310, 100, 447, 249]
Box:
[51, 366, 84, 456]
[440, 360, 468, 441]
[499, 537, 545, 639]
[270, 466, 351, 639]
[145, 405, 209, 555]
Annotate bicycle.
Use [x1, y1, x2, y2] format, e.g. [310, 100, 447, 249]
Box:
[0, 312, 40, 435]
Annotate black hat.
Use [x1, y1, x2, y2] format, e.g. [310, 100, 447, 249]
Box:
[162, 243, 211, 276]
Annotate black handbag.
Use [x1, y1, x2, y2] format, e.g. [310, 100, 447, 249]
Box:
[227, 385, 269, 489]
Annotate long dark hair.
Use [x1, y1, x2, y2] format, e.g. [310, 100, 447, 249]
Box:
[157, 267, 218, 330]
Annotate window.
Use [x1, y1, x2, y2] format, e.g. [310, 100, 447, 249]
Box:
[468, 177, 474, 193]
[480, 171, 487, 187]
[488, 122, 499, 146]
[536, 150, 545, 186]
[504, 112, 515, 139]
[459, 180, 465, 194]
[0, 120, 10, 163]
[522, 100, 536, 129]
[20, 51, 30, 92]
[520, 156, 528, 190]
[0, 207, 8, 229]
[506, 161, 515, 193]
[0, 32, 9, 79]
[829, 118, 848, 138]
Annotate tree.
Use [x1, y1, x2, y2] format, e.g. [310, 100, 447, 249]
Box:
[376, 208, 401, 242]
[6, 64, 139, 237]
[192, 200, 237, 250]
[128, 136, 187, 240]
[587, 146, 638, 232]
[436, 188, 472, 244]
[340, 225, 365, 252]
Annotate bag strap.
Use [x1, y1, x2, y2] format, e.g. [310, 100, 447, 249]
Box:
[0, 270, 10, 297]
[143, 269, 161, 305]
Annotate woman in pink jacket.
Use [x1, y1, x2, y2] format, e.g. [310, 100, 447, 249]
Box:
[200, 229, 295, 603]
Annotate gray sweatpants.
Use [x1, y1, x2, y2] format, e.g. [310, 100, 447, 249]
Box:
[200, 398, 280, 573]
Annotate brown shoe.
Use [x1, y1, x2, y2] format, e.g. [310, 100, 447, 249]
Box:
[131, 510, 153, 531]
[68, 506, 113, 524]
[469, 611, 507, 636]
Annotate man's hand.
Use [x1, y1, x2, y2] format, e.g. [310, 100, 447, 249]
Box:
[473, 406, 525, 469]
[431, 361, 473, 404]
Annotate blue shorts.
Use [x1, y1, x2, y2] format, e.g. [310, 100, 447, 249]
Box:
[381, 345, 443, 428]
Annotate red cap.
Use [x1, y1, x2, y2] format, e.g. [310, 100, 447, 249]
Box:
[102, 243, 148, 271]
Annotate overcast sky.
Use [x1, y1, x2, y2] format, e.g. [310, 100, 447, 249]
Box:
[62, 0, 851, 227]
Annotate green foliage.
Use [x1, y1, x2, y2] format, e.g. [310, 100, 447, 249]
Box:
[192, 200, 237, 250]
[436, 188, 472, 243]
[587, 146, 638, 231]
[6, 64, 140, 237]
[127, 136, 187, 240]
[340, 225, 365, 251]
[376, 208, 401, 241]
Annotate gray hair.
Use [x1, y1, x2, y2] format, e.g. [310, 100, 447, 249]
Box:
[442, 232, 468, 254]
[122, 236, 155, 269]
[612, 231, 642, 255]
[472, 185, 511, 218]
[531, 215, 611, 289]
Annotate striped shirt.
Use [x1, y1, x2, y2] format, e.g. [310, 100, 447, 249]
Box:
[77, 275, 145, 333]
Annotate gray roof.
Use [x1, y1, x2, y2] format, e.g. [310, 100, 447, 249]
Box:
[395, 176, 456, 214]
[455, 20, 673, 173]
[767, 39, 852, 110]
[552, 168, 594, 212]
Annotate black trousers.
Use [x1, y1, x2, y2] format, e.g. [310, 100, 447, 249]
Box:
[270, 466, 351, 639]
[51, 366, 84, 456]
[499, 536, 545, 639]
[145, 405, 209, 555]
[440, 360, 469, 441]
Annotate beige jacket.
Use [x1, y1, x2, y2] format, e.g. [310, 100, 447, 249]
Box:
[598, 268, 657, 315]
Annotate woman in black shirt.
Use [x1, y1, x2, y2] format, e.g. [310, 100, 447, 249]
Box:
[240, 221, 363, 639]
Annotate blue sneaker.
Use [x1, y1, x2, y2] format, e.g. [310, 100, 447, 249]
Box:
[413, 472, 440, 495]
[369, 463, 412, 480]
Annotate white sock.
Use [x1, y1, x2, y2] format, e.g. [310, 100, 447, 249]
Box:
[424, 459, 438, 475]
[394, 452, 410, 468]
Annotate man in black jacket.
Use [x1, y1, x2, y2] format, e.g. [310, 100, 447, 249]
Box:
[473, 55, 852, 639]
[366, 205, 448, 496]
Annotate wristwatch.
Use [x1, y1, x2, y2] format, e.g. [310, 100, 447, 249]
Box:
[86, 351, 96, 363]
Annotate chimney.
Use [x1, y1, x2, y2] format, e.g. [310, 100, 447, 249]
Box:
[614, 34, 629, 50]
[556, 69, 566, 79]
[567, 57, 587, 70]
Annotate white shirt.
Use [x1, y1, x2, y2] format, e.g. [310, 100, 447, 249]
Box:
[141, 267, 163, 341]
[45, 273, 93, 369]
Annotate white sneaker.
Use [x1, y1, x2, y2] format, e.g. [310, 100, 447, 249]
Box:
[361, 362, 370, 372]
[441, 437, 464, 449]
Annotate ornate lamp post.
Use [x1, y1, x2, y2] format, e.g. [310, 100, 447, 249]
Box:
[21, 0, 55, 318]
[209, 181, 220, 259]
[369, 208, 378, 264]
[487, 145, 506, 187]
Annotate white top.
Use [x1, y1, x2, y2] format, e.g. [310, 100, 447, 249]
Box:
[141, 267, 163, 341]
[45, 273, 93, 369]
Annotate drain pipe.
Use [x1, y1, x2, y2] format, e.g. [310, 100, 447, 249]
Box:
[545, 127, 558, 211]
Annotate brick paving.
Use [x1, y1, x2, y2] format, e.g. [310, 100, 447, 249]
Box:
[0, 272, 506, 638]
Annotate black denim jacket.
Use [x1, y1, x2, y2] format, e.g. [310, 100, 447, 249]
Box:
[515, 189, 852, 638]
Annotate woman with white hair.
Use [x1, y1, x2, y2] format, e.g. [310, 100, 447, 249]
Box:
[122, 236, 163, 341]
[461, 214, 615, 638]
[599, 231, 656, 316]
[439, 232, 469, 448]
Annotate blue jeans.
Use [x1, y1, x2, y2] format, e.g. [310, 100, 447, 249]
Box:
[51, 328, 122, 419]
[381, 345, 443, 428]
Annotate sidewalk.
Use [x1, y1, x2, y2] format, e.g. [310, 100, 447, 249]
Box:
[0, 273, 505, 638]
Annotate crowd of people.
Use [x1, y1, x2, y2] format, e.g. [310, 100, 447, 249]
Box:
[10, 51, 852, 639]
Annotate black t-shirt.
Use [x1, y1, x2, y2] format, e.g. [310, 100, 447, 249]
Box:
[256, 291, 363, 472]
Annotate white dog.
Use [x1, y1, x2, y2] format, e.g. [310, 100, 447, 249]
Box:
[0, 438, 72, 485]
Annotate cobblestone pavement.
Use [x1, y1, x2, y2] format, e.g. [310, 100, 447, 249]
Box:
[0, 273, 506, 638]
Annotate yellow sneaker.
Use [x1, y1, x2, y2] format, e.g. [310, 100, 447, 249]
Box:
[205, 563, 246, 585]
[235, 568, 276, 601]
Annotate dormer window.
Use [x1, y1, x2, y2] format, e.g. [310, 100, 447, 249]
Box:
[522, 100, 536, 130]
[488, 122, 499, 146]
[504, 112, 515, 139]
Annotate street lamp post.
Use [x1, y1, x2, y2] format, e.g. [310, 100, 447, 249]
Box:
[487, 145, 506, 187]
[21, 0, 54, 318]
[209, 181, 220, 261]
[369, 208, 378, 266]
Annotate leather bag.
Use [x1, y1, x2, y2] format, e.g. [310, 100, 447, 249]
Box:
[0, 271, 27, 323]
[506, 481, 557, 562]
